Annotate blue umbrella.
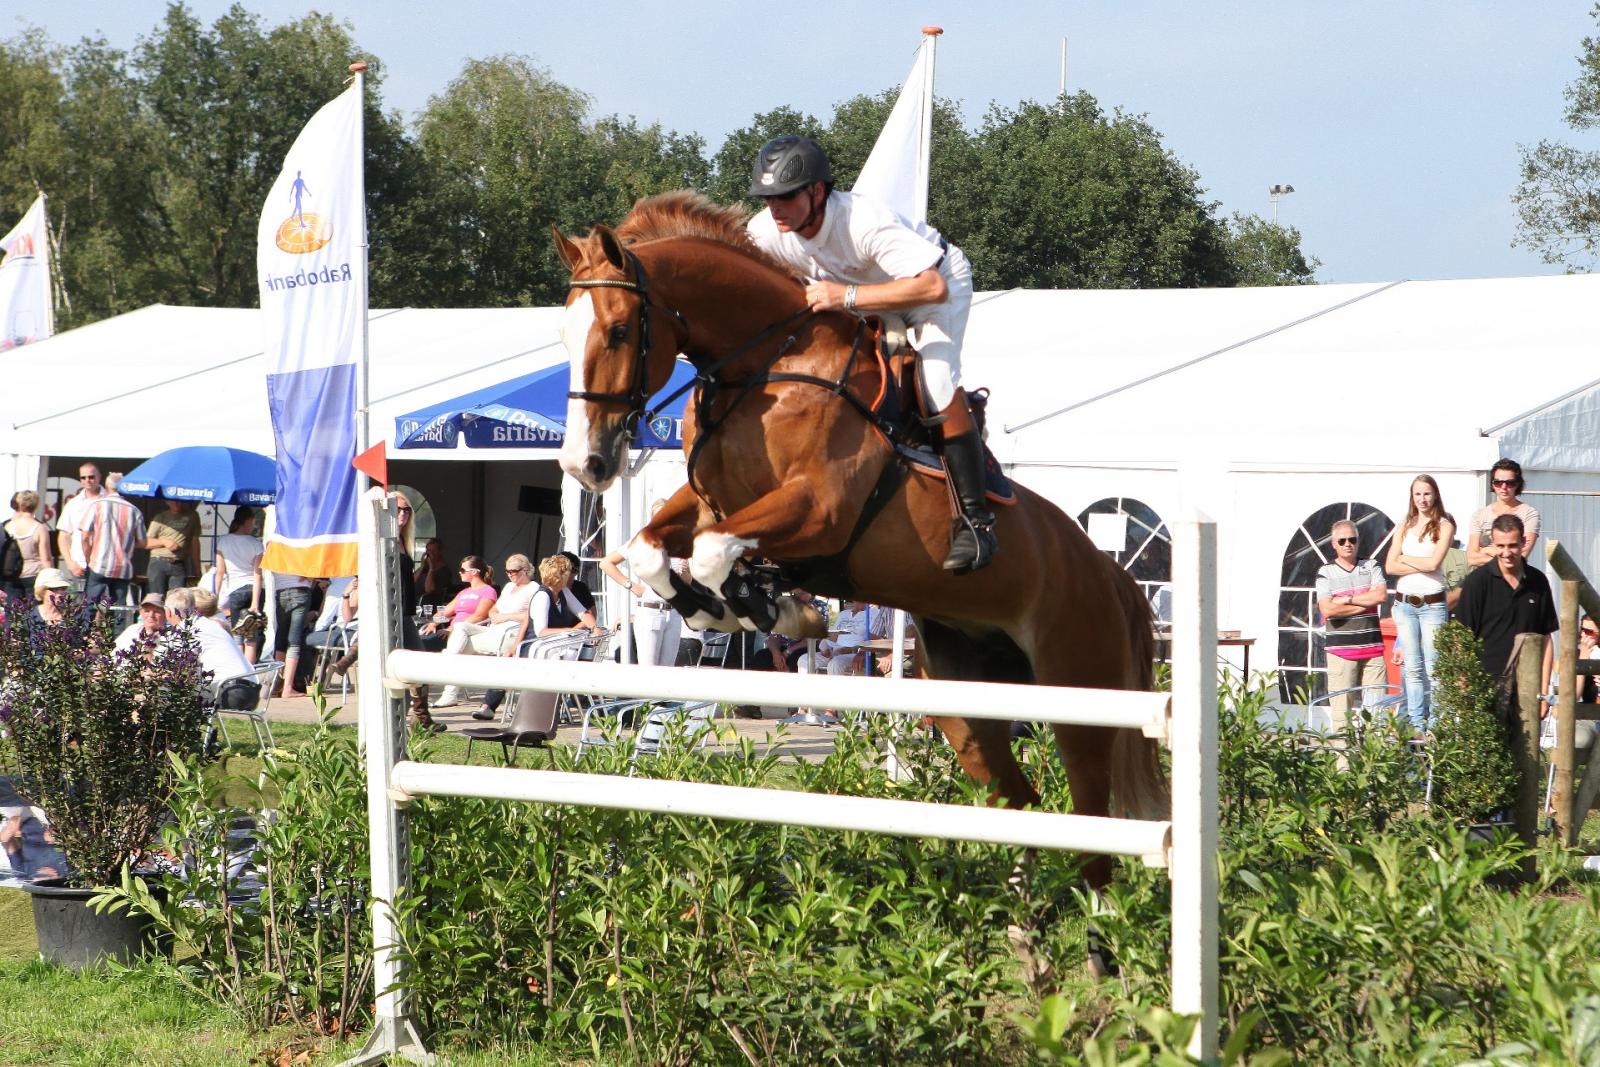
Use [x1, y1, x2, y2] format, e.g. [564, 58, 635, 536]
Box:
[395, 360, 697, 451]
[118, 446, 277, 505]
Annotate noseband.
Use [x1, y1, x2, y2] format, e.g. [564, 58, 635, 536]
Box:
[566, 250, 688, 442]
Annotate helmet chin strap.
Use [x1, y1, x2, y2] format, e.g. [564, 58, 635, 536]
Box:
[794, 183, 826, 235]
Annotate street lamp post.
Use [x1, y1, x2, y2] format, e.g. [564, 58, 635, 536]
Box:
[1268, 183, 1295, 225]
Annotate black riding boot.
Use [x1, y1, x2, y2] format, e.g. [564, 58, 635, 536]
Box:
[941, 430, 998, 574]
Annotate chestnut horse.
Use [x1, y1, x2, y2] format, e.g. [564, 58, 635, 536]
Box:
[552, 192, 1164, 891]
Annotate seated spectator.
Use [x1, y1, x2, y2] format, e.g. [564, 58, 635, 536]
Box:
[470, 553, 601, 721]
[28, 568, 75, 628]
[1581, 615, 1599, 704]
[0, 808, 66, 885]
[305, 575, 356, 662]
[420, 556, 499, 707]
[797, 600, 887, 676]
[115, 592, 169, 655]
[434, 554, 540, 709]
[167, 587, 258, 711]
[559, 550, 598, 614]
[416, 539, 463, 606]
[326, 578, 361, 680]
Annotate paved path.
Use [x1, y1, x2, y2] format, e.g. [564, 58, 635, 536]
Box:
[264, 688, 848, 761]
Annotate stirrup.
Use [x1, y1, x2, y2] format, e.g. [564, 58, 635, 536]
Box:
[943, 514, 997, 575]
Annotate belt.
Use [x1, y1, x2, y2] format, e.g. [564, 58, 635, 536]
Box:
[638, 600, 670, 611]
[1395, 591, 1446, 607]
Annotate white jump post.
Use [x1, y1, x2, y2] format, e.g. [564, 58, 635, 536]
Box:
[344, 491, 1219, 1064]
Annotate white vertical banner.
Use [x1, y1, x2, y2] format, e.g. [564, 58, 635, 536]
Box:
[853, 29, 939, 225]
[257, 83, 365, 578]
[0, 195, 52, 351]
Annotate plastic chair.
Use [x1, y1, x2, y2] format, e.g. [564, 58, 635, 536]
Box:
[313, 620, 358, 701]
[695, 631, 732, 667]
[463, 688, 556, 766]
[211, 660, 283, 755]
[633, 700, 720, 765]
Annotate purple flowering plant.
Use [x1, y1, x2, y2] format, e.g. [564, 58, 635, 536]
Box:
[0, 595, 210, 887]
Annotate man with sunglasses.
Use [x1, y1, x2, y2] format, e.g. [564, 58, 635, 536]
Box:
[57, 463, 105, 581]
[745, 136, 995, 574]
[1315, 520, 1389, 732]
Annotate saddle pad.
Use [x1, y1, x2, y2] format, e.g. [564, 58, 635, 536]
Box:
[896, 442, 1018, 506]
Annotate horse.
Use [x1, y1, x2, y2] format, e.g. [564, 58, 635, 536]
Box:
[551, 191, 1165, 901]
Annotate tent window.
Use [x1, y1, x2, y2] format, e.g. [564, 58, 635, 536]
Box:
[1077, 497, 1172, 621]
[1278, 502, 1394, 703]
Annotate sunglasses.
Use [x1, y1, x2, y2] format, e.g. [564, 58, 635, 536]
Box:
[1584, 628, 1599, 638]
[79, 475, 98, 481]
[395, 505, 412, 513]
[505, 566, 525, 574]
[1492, 479, 1518, 488]
[459, 567, 479, 574]
[1334, 537, 1358, 546]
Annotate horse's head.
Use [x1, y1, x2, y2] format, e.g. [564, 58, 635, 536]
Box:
[552, 224, 685, 491]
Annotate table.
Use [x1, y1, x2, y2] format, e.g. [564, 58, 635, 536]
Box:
[1152, 630, 1254, 677]
[1219, 636, 1255, 678]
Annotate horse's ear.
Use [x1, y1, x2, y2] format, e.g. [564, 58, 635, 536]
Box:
[594, 225, 629, 273]
[551, 226, 582, 272]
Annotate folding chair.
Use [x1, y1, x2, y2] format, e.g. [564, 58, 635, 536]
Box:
[696, 631, 732, 667]
[211, 660, 283, 755]
[463, 688, 556, 766]
[633, 700, 720, 765]
[313, 620, 358, 701]
[493, 630, 594, 729]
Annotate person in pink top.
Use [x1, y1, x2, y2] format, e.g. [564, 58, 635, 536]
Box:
[420, 554, 497, 638]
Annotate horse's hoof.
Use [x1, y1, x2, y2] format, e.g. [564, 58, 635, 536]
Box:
[1006, 923, 1056, 994]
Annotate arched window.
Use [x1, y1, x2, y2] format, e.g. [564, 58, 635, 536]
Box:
[1077, 497, 1172, 620]
[1278, 502, 1394, 703]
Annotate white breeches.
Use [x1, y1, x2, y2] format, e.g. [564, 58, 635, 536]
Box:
[905, 245, 974, 411]
[634, 606, 683, 668]
[445, 620, 517, 657]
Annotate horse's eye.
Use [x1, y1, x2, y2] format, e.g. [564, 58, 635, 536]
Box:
[607, 322, 629, 346]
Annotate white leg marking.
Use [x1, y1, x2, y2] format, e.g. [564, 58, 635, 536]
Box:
[557, 293, 598, 479]
[626, 535, 675, 601]
[689, 531, 758, 592]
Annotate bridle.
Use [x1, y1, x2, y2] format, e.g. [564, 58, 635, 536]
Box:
[565, 249, 689, 442]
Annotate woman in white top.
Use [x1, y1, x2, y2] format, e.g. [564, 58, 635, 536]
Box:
[599, 498, 688, 668]
[213, 506, 265, 663]
[1384, 475, 1456, 728]
[433, 553, 544, 709]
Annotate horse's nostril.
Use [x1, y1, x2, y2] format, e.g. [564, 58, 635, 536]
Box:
[584, 455, 606, 481]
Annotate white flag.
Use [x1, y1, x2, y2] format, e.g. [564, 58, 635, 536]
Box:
[257, 83, 365, 578]
[853, 35, 936, 224]
[0, 195, 52, 351]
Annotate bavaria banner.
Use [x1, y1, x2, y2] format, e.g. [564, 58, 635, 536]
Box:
[0, 195, 53, 351]
[853, 32, 936, 225]
[258, 84, 365, 578]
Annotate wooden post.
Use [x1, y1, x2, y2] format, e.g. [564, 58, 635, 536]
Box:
[1514, 635, 1546, 878]
[1557, 581, 1580, 845]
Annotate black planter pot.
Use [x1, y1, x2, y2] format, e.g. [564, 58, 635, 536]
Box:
[20, 878, 169, 968]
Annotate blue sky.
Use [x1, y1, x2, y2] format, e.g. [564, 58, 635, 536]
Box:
[14, 2, 1597, 284]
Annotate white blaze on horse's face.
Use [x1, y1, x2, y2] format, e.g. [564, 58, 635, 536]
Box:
[557, 292, 612, 490]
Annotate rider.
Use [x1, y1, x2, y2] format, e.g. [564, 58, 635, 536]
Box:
[745, 135, 997, 575]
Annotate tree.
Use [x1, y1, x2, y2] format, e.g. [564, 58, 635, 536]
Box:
[1513, 4, 1600, 268]
[1224, 212, 1319, 286]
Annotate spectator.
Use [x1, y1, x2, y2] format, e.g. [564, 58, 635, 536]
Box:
[798, 600, 886, 677]
[56, 462, 105, 581]
[1579, 615, 1599, 704]
[1466, 458, 1541, 568]
[1315, 520, 1388, 732]
[270, 571, 318, 699]
[324, 577, 361, 680]
[303, 576, 356, 680]
[420, 555, 498, 707]
[27, 568, 73, 627]
[1455, 513, 1558, 718]
[166, 587, 258, 711]
[114, 592, 169, 655]
[559, 550, 598, 614]
[433, 554, 540, 709]
[2, 490, 53, 603]
[470, 554, 600, 721]
[214, 506, 265, 664]
[390, 493, 436, 729]
[417, 539, 461, 605]
[145, 500, 201, 596]
[79, 481, 159, 606]
[0, 808, 65, 885]
[1385, 475, 1456, 729]
[598, 500, 685, 667]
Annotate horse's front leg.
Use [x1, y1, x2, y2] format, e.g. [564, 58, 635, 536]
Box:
[625, 485, 738, 632]
[689, 482, 830, 638]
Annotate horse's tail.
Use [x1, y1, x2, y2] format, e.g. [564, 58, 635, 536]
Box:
[1109, 566, 1169, 821]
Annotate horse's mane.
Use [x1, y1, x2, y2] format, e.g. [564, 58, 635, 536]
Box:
[615, 190, 803, 283]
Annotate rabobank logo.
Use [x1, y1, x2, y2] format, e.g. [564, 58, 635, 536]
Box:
[1, 233, 35, 267]
[273, 170, 332, 254]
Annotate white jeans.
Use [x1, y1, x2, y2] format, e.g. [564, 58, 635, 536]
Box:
[633, 606, 683, 668]
[907, 245, 973, 410]
[445, 620, 517, 658]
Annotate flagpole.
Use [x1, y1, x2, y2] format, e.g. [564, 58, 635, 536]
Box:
[350, 62, 372, 495]
[36, 192, 54, 337]
[918, 26, 940, 223]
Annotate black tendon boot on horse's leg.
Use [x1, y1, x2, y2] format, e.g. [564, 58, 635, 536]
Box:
[940, 426, 998, 574]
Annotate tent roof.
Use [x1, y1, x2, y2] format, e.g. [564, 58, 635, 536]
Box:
[979, 274, 1600, 472]
[10, 273, 1600, 472]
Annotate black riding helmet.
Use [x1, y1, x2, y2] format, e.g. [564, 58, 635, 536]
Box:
[749, 136, 833, 197]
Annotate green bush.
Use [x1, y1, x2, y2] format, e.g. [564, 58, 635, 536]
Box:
[1429, 621, 1519, 823]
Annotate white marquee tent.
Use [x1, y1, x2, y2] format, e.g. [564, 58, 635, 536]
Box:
[6, 273, 1598, 696]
